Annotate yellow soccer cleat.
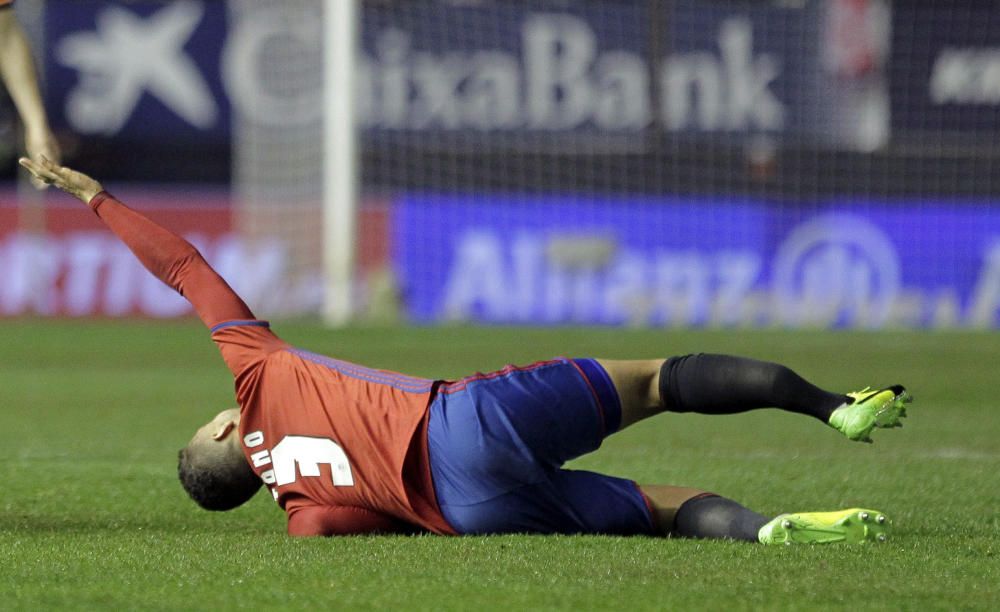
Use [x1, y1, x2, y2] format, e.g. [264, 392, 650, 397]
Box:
[758, 508, 891, 545]
[829, 385, 911, 442]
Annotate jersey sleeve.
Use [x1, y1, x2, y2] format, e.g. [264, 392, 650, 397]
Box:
[88, 192, 285, 375]
[90, 192, 254, 328]
[286, 505, 406, 537]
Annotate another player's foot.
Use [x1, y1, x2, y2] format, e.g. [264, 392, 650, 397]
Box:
[758, 508, 891, 545]
[828, 385, 911, 442]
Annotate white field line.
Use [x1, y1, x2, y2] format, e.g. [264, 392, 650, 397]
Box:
[669, 448, 1000, 461]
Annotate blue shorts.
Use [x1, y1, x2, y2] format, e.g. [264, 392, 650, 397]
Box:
[427, 358, 656, 535]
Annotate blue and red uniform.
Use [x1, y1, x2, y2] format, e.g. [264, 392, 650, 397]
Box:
[428, 358, 655, 535]
[88, 192, 656, 537]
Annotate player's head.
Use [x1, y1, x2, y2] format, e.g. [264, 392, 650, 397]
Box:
[177, 408, 262, 511]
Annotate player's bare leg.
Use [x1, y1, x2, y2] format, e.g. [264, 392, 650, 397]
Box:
[595, 355, 908, 441]
[592, 358, 663, 428]
[639, 485, 713, 532]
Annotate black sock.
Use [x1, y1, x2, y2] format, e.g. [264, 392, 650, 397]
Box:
[673, 494, 769, 542]
[659, 353, 848, 422]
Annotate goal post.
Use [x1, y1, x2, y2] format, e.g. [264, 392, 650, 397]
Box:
[228, 0, 360, 324]
[322, 0, 360, 326]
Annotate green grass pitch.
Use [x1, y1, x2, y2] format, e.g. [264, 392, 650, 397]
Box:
[1, 320, 998, 609]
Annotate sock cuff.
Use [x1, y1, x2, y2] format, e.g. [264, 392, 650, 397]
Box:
[674, 492, 720, 516]
[659, 355, 695, 412]
[673, 492, 720, 535]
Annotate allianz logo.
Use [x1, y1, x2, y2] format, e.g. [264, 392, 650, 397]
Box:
[359, 14, 785, 132]
[772, 214, 900, 328]
[440, 215, 1000, 328]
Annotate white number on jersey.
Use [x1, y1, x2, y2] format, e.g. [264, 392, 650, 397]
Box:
[270, 435, 355, 487]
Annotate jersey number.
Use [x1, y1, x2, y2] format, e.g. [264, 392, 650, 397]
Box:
[270, 436, 355, 487]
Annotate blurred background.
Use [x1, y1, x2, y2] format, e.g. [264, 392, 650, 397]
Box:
[2, 0, 999, 330]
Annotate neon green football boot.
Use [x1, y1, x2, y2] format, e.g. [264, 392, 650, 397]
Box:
[828, 385, 911, 442]
[758, 508, 891, 545]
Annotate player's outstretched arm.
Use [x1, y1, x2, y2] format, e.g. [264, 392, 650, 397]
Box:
[1, 9, 61, 188]
[20, 156, 256, 329]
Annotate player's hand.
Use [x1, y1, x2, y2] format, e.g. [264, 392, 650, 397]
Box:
[18, 156, 102, 204]
[23, 127, 62, 190]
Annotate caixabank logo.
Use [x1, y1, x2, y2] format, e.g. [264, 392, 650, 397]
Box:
[54, 1, 219, 136]
[358, 14, 784, 133]
[44, 1, 822, 141]
[48, 1, 228, 139]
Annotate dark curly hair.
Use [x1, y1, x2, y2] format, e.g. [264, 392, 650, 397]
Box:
[177, 447, 262, 511]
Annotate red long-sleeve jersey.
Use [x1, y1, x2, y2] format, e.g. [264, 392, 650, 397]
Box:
[89, 192, 454, 536]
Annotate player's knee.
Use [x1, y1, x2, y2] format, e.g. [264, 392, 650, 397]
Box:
[593, 358, 660, 414]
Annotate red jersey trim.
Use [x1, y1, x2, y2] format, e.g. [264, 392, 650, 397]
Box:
[634, 483, 660, 534]
[567, 359, 607, 436]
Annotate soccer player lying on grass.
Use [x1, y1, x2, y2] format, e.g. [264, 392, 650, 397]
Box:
[22, 156, 912, 545]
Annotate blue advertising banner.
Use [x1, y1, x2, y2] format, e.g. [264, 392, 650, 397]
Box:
[361, 0, 823, 138]
[41, 0, 854, 150]
[45, 0, 230, 142]
[395, 195, 1000, 328]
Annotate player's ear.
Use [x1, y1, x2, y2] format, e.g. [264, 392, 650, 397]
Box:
[212, 419, 236, 441]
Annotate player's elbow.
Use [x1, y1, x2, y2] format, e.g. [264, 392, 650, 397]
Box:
[165, 247, 206, 289]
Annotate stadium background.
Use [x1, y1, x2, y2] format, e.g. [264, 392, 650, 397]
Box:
[2, 0, 1000, 328]
[1, 1, 999, 609]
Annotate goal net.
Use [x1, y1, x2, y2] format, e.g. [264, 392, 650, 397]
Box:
[226, 0, 326, 315]
[229, 0, 1000, 329]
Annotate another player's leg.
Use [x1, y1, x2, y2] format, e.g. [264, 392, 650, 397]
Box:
[596, 355, 910, 442]
[640, 485, 892, 545]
